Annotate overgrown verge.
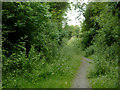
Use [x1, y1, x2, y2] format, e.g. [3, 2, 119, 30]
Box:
[2, 2, 82, 88]
[78, 2, 120, 88]
[3, 37, 82, 88]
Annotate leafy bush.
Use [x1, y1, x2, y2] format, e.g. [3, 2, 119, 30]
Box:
[79, 2, 120, 88]
[2, 2, 71, 88]
[2, 35, 82, 88]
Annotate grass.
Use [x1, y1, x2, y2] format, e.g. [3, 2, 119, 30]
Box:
[9, 73, 72, 88]
[88, 75, 118, 88]
[4, 53, 82, 88]
[3, 37, 82, 88]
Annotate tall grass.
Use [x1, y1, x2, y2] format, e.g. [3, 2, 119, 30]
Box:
[3, 37, 82, 88]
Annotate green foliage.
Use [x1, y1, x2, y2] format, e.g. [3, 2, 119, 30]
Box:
[80, 2, 120, 88]
[63, 25, 81, 39]
[2, 2, 70, 87]
[2, 2, 69, 57]
[3, 36, 82, 88]
[3, 1, 120, 88]
[2, 2, 83, 88]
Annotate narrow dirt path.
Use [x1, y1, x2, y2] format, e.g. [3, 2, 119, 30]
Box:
[71, 56, 92, 88]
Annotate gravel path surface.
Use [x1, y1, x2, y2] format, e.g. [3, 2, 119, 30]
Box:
[71, 56, 92, 88]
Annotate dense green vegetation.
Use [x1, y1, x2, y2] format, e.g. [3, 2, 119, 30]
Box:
[78, 2, 120, 88]
[2, 2, 82, 88]
[2, 1, 120, 88]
